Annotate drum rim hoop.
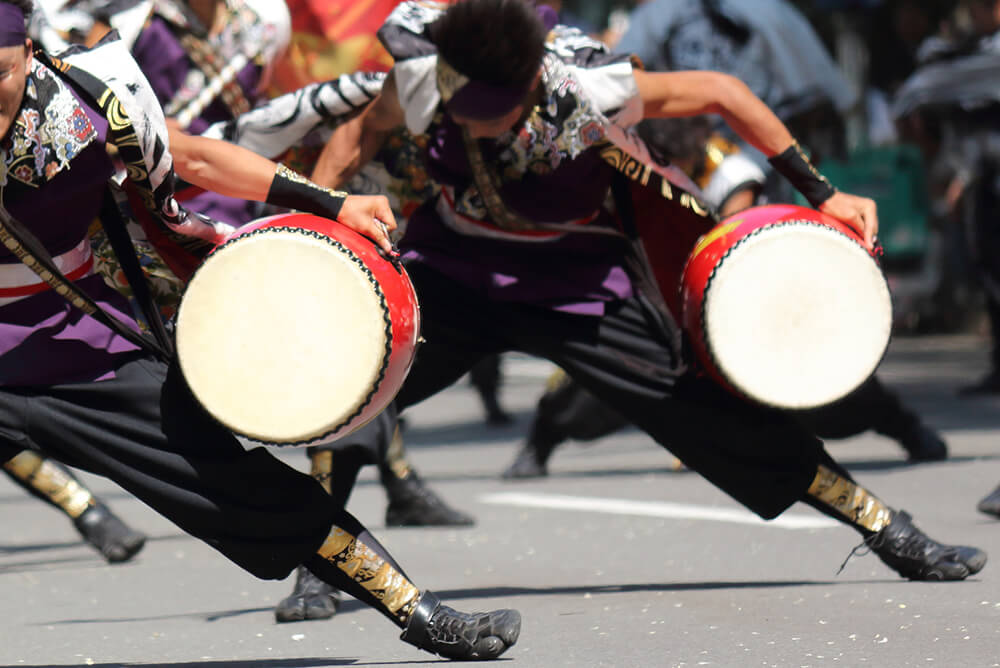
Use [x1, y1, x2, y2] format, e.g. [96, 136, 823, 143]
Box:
[178, 225, 394, 445]
[698, 219, 890, 409]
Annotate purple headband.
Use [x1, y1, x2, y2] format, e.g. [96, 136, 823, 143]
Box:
[436, 3, 558, 121]
[438, 62, 535, 121]
[0, 5, 26, 48]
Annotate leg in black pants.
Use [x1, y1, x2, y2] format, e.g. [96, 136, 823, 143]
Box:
[274, 413, 388, 623]
[398, 263, 985, 580]
[797, 376, 947, 462]
[503, 369, 945, 480]
[275, 403, 475, 623]
[501, 369, 630, 479]
[2, 448, 147, 562]
[469, 354, 513, 425]
[0, 356, 520, 660]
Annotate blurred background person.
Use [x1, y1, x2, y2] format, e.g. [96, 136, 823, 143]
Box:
[893, 0, 1000, 395]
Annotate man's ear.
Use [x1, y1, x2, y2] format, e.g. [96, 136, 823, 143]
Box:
[24, 38, 32, 67]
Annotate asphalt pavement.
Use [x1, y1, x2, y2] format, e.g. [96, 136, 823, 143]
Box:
[2, 335, 999, 668]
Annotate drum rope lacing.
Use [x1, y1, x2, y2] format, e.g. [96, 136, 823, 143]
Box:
[194, 226, 395, 446]
[696, 219, 887, 405]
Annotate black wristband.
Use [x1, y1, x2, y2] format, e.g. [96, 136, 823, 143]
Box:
[266, 164, 348, 221]
[767, 141, 837, 208]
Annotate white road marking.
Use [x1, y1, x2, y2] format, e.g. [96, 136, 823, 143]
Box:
[480, 491, 838, 530]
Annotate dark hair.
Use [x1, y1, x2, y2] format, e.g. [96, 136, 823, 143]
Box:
[429, 0, 546, 88]
[4, 0, 32, 21]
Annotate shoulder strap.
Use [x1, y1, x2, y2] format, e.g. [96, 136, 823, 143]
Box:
[97, 187, 175, 356]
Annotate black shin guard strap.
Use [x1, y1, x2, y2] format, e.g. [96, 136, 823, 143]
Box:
[400, 590, 441, 647]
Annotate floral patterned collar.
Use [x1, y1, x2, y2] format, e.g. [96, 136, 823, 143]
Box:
[492, 54, 607, 181]
[0, 60, 97, 191]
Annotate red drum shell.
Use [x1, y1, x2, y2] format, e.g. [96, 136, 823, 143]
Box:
[177, 213, 419, 446]
[680, 204, 888, 409]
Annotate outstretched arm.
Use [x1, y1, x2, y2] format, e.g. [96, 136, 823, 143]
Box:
[310, 69, 407, 190]
[167, 125, 396, 253]
[633, 70, 877, 249]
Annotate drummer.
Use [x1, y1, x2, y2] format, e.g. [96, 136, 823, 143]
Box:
[502, 117, 948, 480]
[0, 2, 519, 660]
[311, 0, 986, 581]
[30, 0, 476, 558]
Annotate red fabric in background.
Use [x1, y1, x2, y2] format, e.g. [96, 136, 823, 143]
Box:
[271, 0, 401, 92]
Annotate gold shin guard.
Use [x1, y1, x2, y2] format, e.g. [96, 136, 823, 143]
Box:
[385, 425, 411, 480]
[316, 527, 420, 624]
[3, 450, 94, 518]
[310, 450, 333, 494]
[807, 465, 893, 533]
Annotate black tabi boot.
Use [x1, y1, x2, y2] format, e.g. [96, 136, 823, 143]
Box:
[481, 393, 514, 427]
[275, 564, 342, 623]
[469, 356, 513, 427]
[501, 438, 555, 479]
[868, 510, 987, 580]
[500, 398, 565, 480]
[859, 379, 947, 462]
[888, 421, 948, 463]
[959, 370, 1000, 396]
[977, 484, 1000, 519]
[383, 469, 475, 527]
[400, 590, 521, 661]
[807, 464, 984, 581]
[73, 503, 147, 564]
[306, 525, 518, 660]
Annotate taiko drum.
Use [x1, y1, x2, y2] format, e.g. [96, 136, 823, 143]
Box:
[680, 204, 891, 410]
[176, 213, 420, 445]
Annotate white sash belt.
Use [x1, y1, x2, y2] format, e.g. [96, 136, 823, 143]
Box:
[0, 238, 94, 307]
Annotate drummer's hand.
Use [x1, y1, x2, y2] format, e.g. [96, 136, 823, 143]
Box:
[338, 195, 398, 255]
[818, 191, 879, 250]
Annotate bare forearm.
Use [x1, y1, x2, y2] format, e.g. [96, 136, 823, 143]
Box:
[167, 125, 397, 252]
[168, 126, 278, 201]
[311, 70, 405, 189]
[633, 69, 877, 247]
[635, 70, 793, 157]
[310, 112, 389, 189]
[711, 85, 793, 158]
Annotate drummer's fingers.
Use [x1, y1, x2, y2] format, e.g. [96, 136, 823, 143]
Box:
[863, 199, 879, 246]
[841, 210, 867, 248]
[366, 218, 393, 254]
[361, 198, 394, 254]
[852, 200, 877, 250]
[372, 197, 397, 231]
[338, 198, 383, 249]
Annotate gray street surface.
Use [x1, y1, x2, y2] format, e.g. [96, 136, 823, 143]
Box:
[2, 335, 1000, 668]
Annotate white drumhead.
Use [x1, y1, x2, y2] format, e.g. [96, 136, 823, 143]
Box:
[702, 222, 891, 409]
[176, 228, 389, 444]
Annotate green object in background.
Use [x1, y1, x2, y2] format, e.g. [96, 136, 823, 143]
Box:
[796, 144, 930, 261]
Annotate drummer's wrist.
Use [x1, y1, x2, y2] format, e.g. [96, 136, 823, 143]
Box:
[768, 141, 837, 208]
[266, 163, 349, 221]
